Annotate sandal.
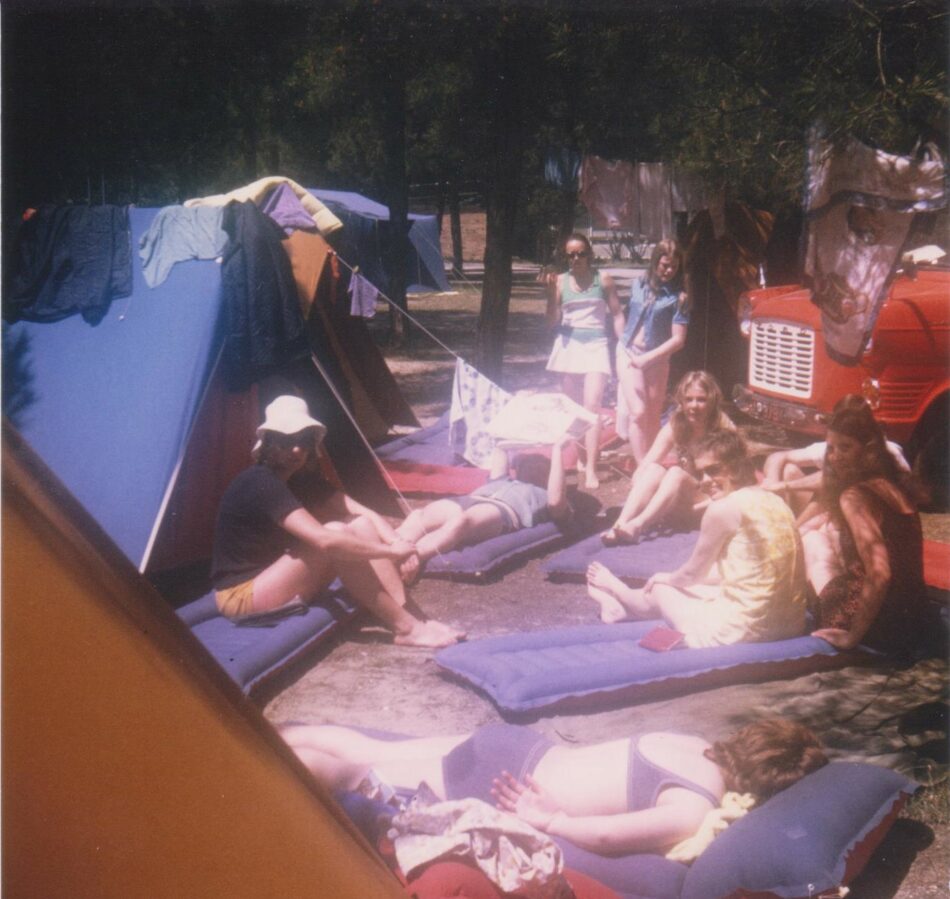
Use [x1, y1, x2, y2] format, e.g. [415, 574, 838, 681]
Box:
[601, 527, 638, 547]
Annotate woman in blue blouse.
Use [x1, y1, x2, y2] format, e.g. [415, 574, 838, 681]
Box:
[618, 239, 690, 463]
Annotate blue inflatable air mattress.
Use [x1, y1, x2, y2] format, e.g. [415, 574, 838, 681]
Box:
[436, 619, 870, 715]
[422, 492, 602, 582]
[542, 530, 698, 583]
[178, 590, 356, 697]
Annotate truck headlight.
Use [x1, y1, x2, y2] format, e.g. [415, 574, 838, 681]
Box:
[862, 378, 881, 410]
[738, 295, 753, 337]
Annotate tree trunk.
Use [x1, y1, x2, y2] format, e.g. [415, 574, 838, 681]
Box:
[475, 37, 526, 379]
[381, 71, 410, 347]
[449, 179, 464, 275]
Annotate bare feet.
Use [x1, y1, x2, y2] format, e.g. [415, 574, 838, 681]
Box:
[586, 561, 652, 622]
[394, 619, 465, 648]
[587, 583, 628, 623]
[600, 524, 640, 547]
[399, 552, 425, 586]
[585, 471, 600, 490]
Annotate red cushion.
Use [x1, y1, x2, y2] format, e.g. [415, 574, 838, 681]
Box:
[404, 860, 621, 899]
[923, 539, 950, 592]
[383, 461, 490, 496]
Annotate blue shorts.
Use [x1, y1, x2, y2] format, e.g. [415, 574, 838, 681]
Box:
[442, 724, 552, 804]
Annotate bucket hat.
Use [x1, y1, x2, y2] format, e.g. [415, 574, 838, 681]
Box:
[252, 395, 327, 460]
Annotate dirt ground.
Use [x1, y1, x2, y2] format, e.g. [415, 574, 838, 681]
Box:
[264, 269, 949, 898]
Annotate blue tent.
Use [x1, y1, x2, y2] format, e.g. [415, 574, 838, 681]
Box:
[310, 189, 450, 293]
[4, 206, 402, 573]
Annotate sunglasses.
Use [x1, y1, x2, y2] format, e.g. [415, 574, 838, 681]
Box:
[267, 431, 312, 450]
[566, 250, 590, 259]
[696, 461, 725, 479]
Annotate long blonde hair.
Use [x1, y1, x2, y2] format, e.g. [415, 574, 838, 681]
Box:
[670, 370, 730, 448]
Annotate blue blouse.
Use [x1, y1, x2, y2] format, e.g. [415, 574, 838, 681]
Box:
[621, 277, 689, 352]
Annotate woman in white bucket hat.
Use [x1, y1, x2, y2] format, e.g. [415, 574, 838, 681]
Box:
[211, 395, 464, 648]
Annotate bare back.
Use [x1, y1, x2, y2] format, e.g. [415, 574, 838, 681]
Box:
[533, 732, 722, 817]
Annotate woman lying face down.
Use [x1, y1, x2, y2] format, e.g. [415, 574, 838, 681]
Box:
[588, 430, 807, 647]
[279, 717, 827, 857]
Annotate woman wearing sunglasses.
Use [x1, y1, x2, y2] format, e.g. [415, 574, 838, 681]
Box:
[546, 233, 624, 489]
[210, 395, 464, 648]
[588, 430, 807, 647]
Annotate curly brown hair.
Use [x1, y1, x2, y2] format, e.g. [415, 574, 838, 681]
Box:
[692, 428, 756, 488]
[704, 719, 828, 801]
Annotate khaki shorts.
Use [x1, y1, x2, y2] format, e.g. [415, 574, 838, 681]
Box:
[215, 578, 256, 619]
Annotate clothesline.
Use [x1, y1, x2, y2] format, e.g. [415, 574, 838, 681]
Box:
[333, 250, 464, 363]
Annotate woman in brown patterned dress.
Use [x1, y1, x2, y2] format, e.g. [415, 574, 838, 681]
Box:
[809, 403, 928, 656]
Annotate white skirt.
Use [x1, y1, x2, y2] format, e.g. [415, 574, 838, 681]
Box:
[546, 334, 611, 376]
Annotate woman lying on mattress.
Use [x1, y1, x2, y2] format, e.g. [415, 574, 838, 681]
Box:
[601, 370, 734, 546]
[805, 401, 928, 656]
[210, 395, 463, 648]
[588, 430, 807, 647]
[280, 717, 826, 856]
[393, 436, 573, 576]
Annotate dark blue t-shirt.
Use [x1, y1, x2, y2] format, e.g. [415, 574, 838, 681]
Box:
[211, 465, 334, 588]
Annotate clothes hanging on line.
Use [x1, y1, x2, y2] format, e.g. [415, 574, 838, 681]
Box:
[803, 130, 945, 363]
[185, 175, 343, 236]
[256, 183, 318, 235]
[449, 359, 512, 468]
[348, 271, 379, 318]
[578, 156, 637, 230]
[5, 204, 132, 325]
[138, 205, 229, 288]
[219, 201, 309, 390]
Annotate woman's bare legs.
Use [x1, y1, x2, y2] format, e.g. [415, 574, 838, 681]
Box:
[619, 356, 669, 465]
[649, 583, 720, 634]
[256, 520, 463, 648]
[251, 527, 342, 612]
[586, 562, 720, 630]
[582, 371, 607, 489]
[560, 372, 605, 489]
[603, 461, 666, 544]
[280, 724, 468, 798]
[586, 561, 655, 622]
[395, 501, 508, 562]
[615, 467, 698, 543]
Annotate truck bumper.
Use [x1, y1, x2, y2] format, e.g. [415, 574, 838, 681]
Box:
[732, 385, 828, 435]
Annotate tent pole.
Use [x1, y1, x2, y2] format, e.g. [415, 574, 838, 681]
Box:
[139, 343, 226, 572]
[308, 351, 411, 516]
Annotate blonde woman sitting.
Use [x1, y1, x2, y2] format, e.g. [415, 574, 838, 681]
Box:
[603, 370, 734, 546]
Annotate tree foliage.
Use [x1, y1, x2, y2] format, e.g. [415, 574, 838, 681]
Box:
[4, 0, 946, 363]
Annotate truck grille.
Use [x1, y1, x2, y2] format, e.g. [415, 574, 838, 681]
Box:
[879, 380, 931, 418]
[749, 320, 815, 398]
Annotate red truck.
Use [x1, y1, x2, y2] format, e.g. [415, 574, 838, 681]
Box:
[732, 262, 950, 501]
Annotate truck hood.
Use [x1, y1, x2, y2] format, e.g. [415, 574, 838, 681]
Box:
[746, 269, 950, 329]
